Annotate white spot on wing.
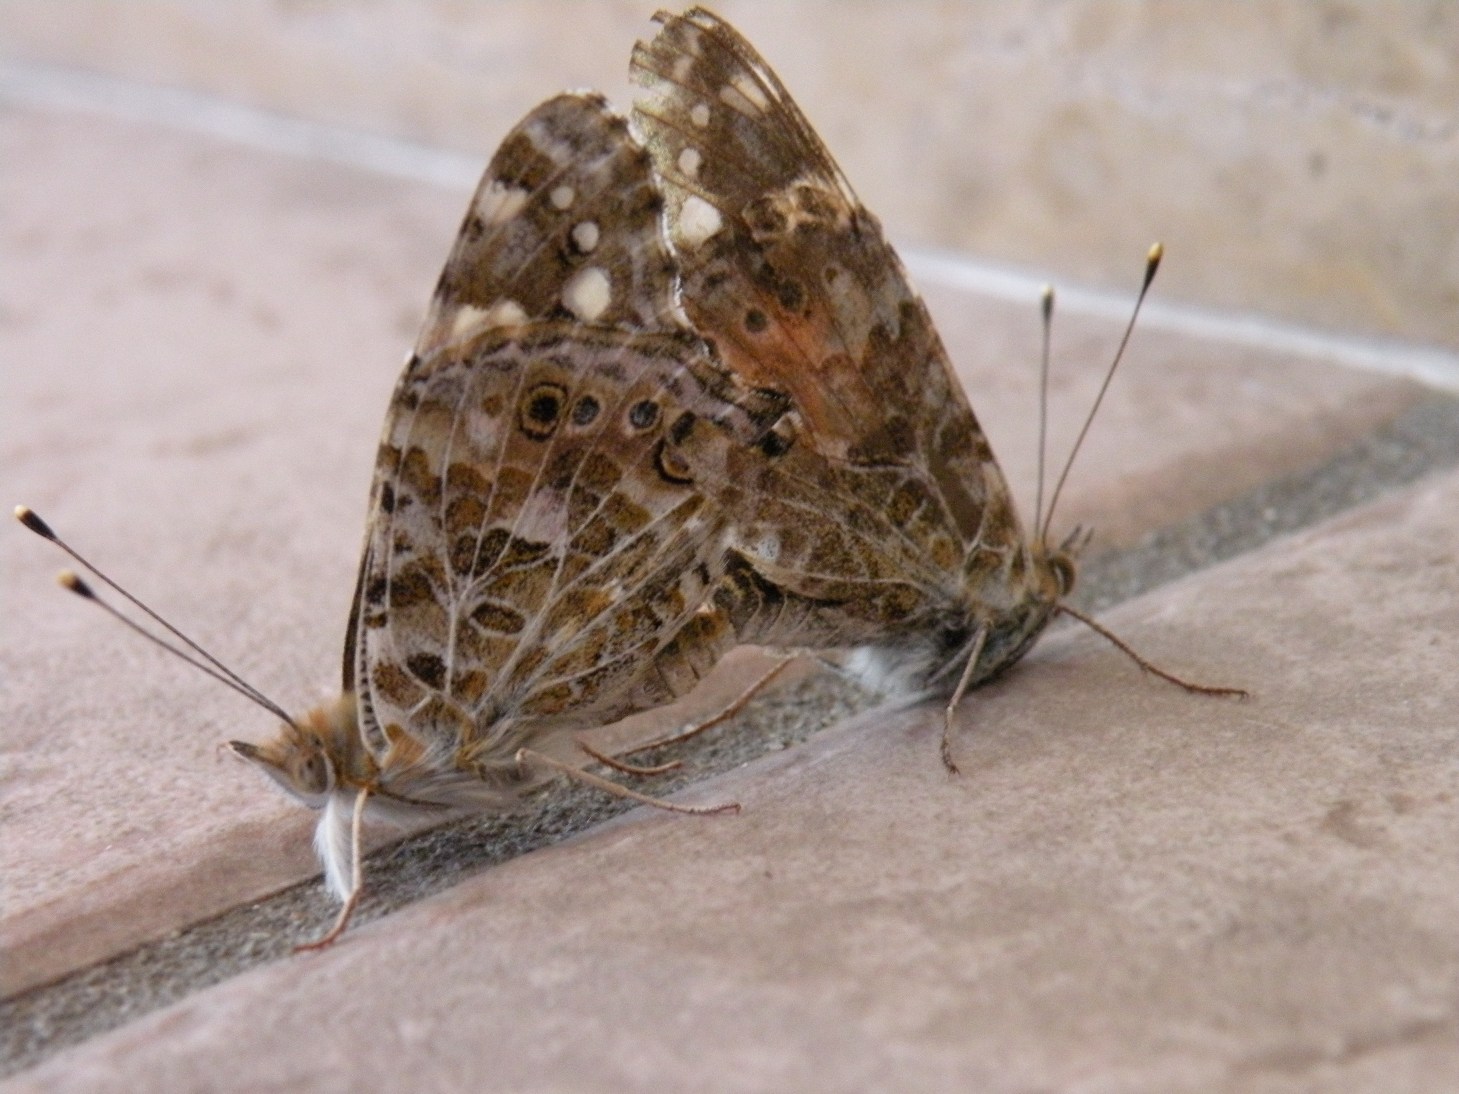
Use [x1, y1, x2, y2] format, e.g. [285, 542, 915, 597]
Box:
[677, 147, 702, 179]
[550, 185, 575, 209]
[571, 221, 600, 253]
[450, 305, 489, 341]
[449, 299, 527, 342]
[735, 76, 770, 111]
[476, 181, 530, 225]
[677, 196, 722, 248]
[515, 489, 568, 544]
[562, 267, 612, 322]
[690, 102, 710, 127]
[481, 299, 528, 328]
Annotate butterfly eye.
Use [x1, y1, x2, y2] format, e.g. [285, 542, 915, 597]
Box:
[292, 748, 334, 797]
[520, 382, 568, 440]
[628, 400, 660, 430]
[1049, 553, 1077, 597]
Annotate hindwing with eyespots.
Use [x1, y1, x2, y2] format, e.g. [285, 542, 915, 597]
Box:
[353, 325, 784, 760]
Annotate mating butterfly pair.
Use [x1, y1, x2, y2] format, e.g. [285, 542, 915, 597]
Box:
[23, 8, 1238, 947]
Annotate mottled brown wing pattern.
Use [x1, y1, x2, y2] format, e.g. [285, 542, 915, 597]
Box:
[356, 330, 772, 768]
[415, 91, 682, 354]
[631, 9, 1059, 695]
[348, 93, 786, 779]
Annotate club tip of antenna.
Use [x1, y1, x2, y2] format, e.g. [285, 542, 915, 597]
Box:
[1139, 243, 1163, 293]
[224, 740, 258, 761]
[15, 505, 55, 539]
[1040, 283, 1055, 317]
[57, 569, 95, 598]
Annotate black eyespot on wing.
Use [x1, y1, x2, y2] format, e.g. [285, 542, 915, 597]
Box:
[744, 308, 768, 333]
[520, 382, 568, 440]
[628, 400, 660, 430]
[571, 394, 601, 427]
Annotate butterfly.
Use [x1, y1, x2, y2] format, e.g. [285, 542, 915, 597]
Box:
[630, 8, 1243, 770]
[16, 90, 822, 948]
[20, 9, 1240, 949]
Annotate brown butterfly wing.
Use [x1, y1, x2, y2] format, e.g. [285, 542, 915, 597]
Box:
[632, 11, 1052, 693]
[632, 10, 1005, 508]
[346, 93, 786, 767]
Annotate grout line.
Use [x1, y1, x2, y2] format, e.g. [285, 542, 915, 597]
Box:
[4, 56, 1457, 395]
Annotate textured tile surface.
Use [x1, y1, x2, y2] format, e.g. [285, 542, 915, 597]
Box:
[13, 469, 1458, 1092]
[4, 4, 1458, 1087]
[4, 98, 1433, 996]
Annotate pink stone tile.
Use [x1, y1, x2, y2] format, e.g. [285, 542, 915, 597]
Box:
[15, 465, 1458, 1091]
[1, 97, 1434, 996]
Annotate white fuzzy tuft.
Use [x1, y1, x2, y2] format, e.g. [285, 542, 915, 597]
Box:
[841, 644, 937, 703]
[314, 793, 355, 902]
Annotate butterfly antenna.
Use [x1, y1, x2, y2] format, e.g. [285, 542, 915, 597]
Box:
[1040, 243, 1163, 544]
[15, 505, 297, 726]
[1032, 283, 1055, 543]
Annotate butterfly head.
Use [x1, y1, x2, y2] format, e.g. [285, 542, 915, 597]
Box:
[952, 527, 1088, 687]
[227, 693, 368, 810]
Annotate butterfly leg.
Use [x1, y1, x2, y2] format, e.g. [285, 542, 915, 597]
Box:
[574, 653, 793, 777]
[575, 737, 681, 777]
[941, 625, 990, 776]
[1056, 605, 1249, 698]
[295, 785, 370, 952]
[616, 654, 797, 763]
[516, 748, 740, 816]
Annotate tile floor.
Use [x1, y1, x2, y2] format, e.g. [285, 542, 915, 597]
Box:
[3, 6, 1457, 1092]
